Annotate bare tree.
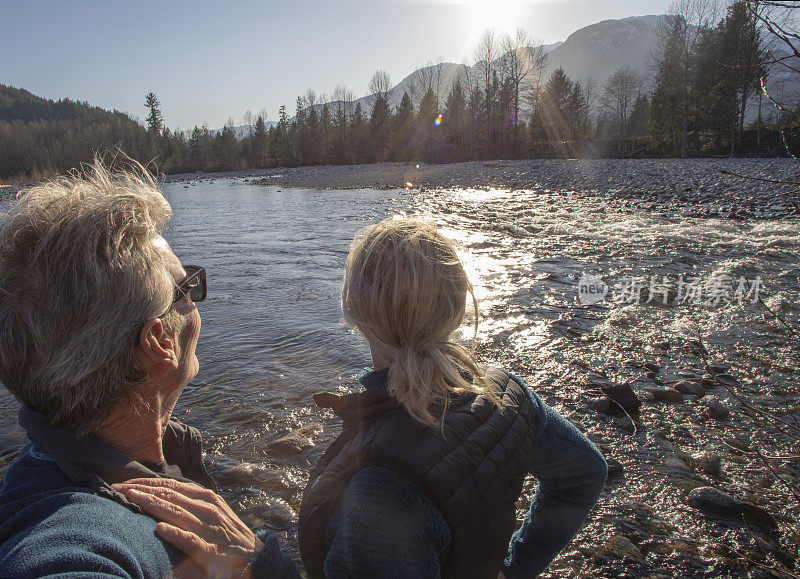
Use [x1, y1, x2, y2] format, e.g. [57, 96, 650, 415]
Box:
[663, 0, 723, 157]
[242, 110, 255, 139]
[474, 29, 499, 154]
[501, 29, 548, 128]
[332, 85, 356, 120]
[602, 66, 643, 155]
[368, 70, 392, 99]
[413, 58, 447, 104]
[745, 0, 800, 137]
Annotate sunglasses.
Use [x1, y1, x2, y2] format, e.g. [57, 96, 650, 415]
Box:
[172, 265, 207, 305]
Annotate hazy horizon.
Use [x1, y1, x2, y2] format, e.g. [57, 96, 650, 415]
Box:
[4, 0, 673, 130]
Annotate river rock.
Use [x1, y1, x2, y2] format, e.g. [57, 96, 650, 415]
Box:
[595, 535, 646, 563]
[643, 362, 661, 374]
[713, 373, 738, 387]
[268, 424, 322, 454]
[686, 452, 722, 477]
[606, 457, 624, 479]
[708, 363, 731, 374]
[589, 395, 612, 414]
[687, 487, 777, 531]
[602, 383, 642, 412]
[644, 386, 684, 402]
[674, 380, 705, 396]
[701, 396, 730, 420]
[701, 377, 717, 389]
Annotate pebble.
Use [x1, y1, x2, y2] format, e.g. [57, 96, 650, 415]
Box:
[643, 362, 661, 374]
[686, 452, 722, 477]
[687, 487, 777, 531]
[601, 383, 642, 413]
[589, 396, 612, 414]
[644, 386, 684, 403]
[701, 378, 717, 389]
[606, 458, 624, 479]
[595, 535, 646, 563]
[673, 380, 705, 396]
[701, 396, 730, 420]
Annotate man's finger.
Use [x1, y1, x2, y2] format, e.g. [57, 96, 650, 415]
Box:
[155, 521, 208, 556]
[124, 488, 204, 531]
[114, 478, 213, 501]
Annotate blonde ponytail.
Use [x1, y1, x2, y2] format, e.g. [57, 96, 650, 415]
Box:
[342, 217, 500, 427]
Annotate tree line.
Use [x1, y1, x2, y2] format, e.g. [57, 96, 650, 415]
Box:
[1, 0, 798, 183]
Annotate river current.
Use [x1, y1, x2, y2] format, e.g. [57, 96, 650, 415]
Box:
[0, 176, 797, 577]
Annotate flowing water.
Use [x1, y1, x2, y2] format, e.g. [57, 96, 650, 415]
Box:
[0, 174, 798, 577]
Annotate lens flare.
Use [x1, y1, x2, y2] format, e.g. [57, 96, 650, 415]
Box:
[434, 114, 443, 127]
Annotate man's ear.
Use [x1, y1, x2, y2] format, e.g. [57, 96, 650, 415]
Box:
[136, 318, 178, 371]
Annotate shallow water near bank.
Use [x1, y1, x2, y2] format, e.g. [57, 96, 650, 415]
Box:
[0, 172, 798, 577]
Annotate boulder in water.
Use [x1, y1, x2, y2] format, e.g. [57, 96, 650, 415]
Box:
[268, 424, 322, 455]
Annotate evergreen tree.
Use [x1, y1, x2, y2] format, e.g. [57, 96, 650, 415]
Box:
[144, 92, 163, 134]
[252, 116, 268, 167]
[369, 93, 392, 162]
[443, 79, 466, 162]
[649, 18, 685, 155]
[319, 105, 332, 164]
[350, 102, 368, 163]
[392, 92, 415, 161]
[415, 88, 439, 163]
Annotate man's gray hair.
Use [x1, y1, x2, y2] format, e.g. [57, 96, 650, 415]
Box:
[0, 160, 174, 437]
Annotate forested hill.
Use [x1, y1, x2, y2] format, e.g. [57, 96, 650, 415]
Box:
[0, 85, 132, 124]
[0, 84, 147, 182]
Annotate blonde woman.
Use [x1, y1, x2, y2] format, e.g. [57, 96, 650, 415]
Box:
[119, 217, 607, 579]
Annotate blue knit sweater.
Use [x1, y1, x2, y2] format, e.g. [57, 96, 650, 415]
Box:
[319, 369, 608, 579]
[0, 410, 300, 579]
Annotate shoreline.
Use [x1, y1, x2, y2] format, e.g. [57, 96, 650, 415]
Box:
[6, 159, 800, 220]
[172, 159, 800, 220]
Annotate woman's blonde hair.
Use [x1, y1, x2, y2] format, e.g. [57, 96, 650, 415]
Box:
[342, 216, 500, 427]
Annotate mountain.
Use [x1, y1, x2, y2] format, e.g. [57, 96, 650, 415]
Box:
[303, 15, 668, 119]
[544, 15, 664, 87]
[208, 122, 277, 140]
[234, 13, 798, 128]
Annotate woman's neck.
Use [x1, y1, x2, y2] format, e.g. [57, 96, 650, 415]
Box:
[370, 344, 391, 371]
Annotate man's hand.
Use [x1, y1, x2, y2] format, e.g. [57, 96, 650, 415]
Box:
[113, 478, 262, 579]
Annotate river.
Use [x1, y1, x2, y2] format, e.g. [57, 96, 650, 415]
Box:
[1, 173, 798, 577]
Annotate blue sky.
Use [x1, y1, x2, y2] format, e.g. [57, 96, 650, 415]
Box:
[3, 0, 673, 130]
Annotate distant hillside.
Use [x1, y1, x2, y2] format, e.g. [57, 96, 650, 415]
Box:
[0, 85, 138, 125]
[0, 84, 146, 181]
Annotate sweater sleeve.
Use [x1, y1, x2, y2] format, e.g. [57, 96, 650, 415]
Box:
[246, 530, 301, 579]
[502, 372, 608, 579]
[323, 466, 452, 579]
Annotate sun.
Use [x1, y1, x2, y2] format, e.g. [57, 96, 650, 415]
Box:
[466, 0, 528, 41]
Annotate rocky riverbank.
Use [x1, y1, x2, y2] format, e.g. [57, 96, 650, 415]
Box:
[208, 159, 797, 219]
[8, 159, 800, 219]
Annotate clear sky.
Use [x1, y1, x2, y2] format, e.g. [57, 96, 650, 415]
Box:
[3, 0, 674, 130]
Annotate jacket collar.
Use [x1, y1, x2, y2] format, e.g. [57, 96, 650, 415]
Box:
[313, 367, 477, 424]
[18, 406, 211, 508]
